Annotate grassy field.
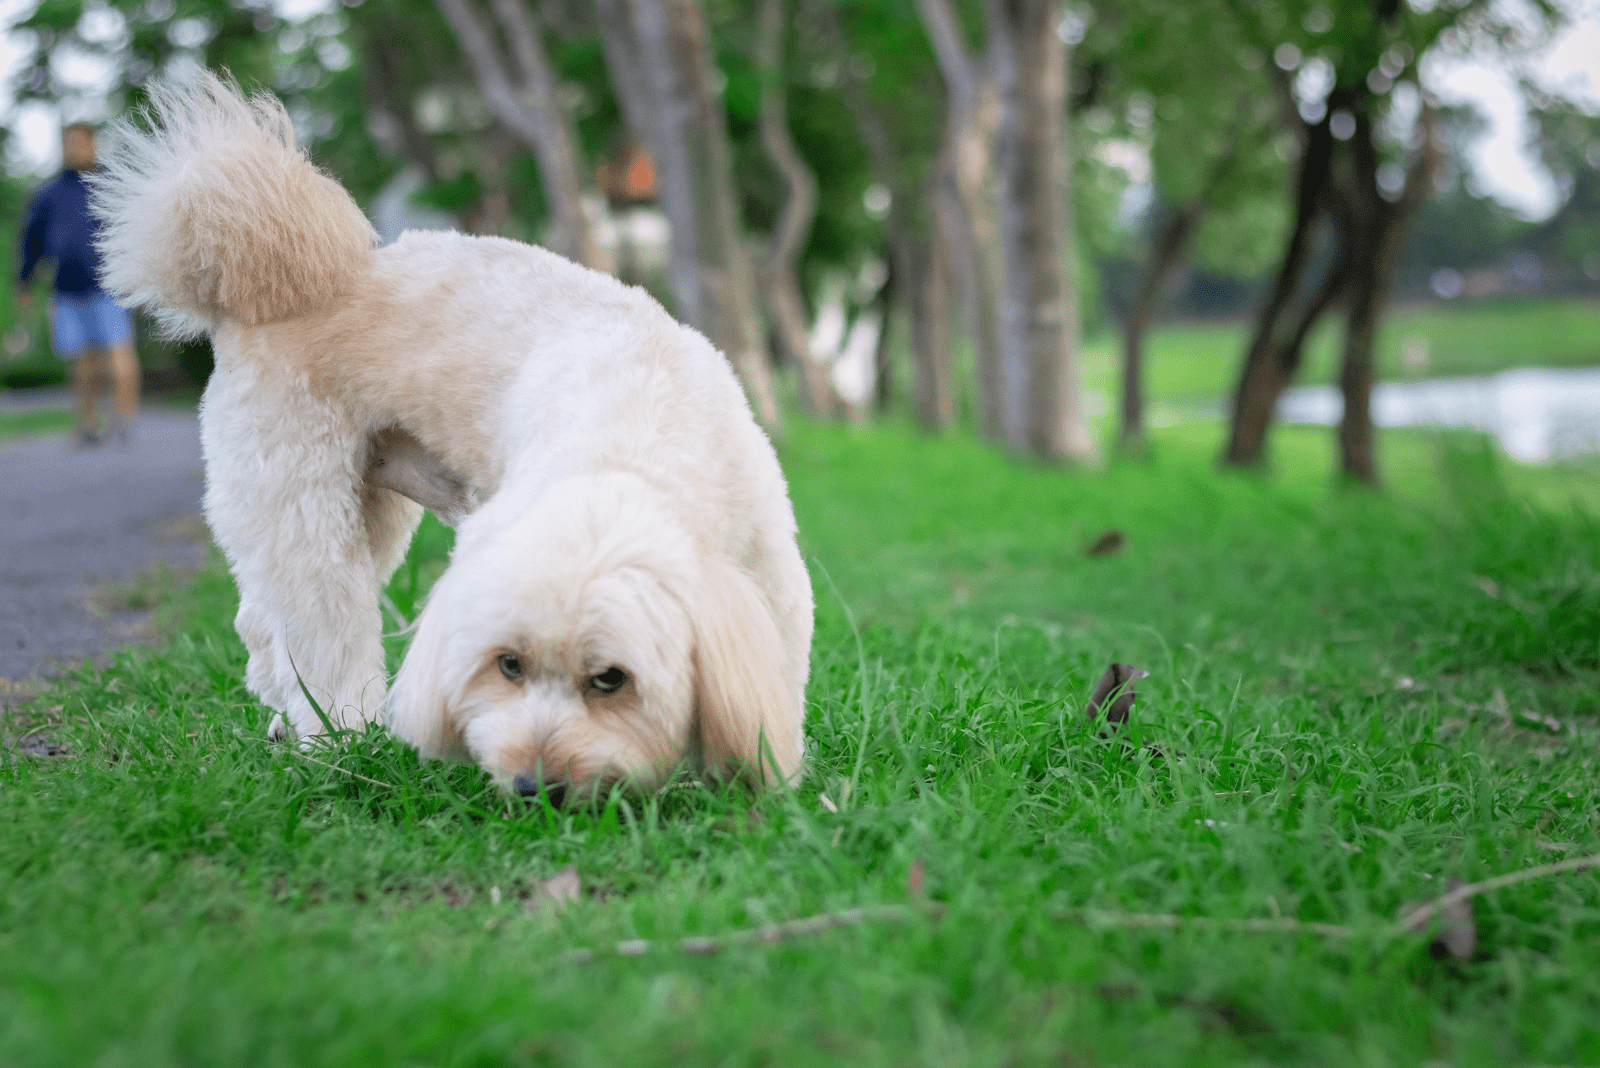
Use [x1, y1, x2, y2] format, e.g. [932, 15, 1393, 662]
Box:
[1080, 295, 1600, 403]
[0, 408, 75, 440]
[3, 416, 1598, 1067]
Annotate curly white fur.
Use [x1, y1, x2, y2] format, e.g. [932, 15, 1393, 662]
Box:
[91, 71, 812, 793]
[90, 71, 376, 337]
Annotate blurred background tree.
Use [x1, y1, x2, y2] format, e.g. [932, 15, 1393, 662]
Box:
[2, 0, 1595, 469]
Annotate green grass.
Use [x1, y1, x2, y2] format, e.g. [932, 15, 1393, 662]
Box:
[3, 418, 1597, 1067]
[0, 408, 76, 440]
[1082, 295, 1600, 403]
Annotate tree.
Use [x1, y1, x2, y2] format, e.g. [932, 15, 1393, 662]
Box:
[1221, 0, 1557, 482]
[596, 0, 781, 432]
[985, 0, 1096, 461]
[813, 0, 955, 431]
[1077, 0, 1284, 453]
[11, 0, 281, 115]
[752, 0, 836, 418]
[434, 0, 605, 268]
[1525, 94, 1600, 281]
[917, 0, 1004, 439]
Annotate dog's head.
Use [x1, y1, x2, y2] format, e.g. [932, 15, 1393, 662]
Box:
[387, 474, 802, 801]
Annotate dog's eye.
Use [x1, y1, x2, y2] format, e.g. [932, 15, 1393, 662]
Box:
[497, 653, 524, 682]
[590, 667, 627, 693]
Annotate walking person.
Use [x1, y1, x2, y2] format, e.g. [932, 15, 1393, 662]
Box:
[16, 122, 140, 447]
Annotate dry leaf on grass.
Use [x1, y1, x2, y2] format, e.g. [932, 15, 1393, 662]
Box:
[907, 857, 924, 895]
[6, 732, 70, 758]
[1085, 530, 1126, 557]
[1400, 876, 1476, 959]
[526, 865, 582, 914]
[1086, 663, 1149, 729]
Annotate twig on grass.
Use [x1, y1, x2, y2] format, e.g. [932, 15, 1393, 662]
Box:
[1075, 910, 1352, 938]
[554, 901, 1350, 967]
[1396, 852, 1600, 934]
[557, 904, 924, 963]
[553, 852, 1600, 965]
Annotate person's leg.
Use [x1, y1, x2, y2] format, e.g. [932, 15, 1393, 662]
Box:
[110, 344, 141, 436]
[71, 349, 109, 443]
[50, 296, 97, 443]
[94, 297, 140, 440]
[74, 350, 112, 441]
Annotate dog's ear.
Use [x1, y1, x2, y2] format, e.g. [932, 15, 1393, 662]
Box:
[387, 595, 466, 761]
[691, 557, 804, 787]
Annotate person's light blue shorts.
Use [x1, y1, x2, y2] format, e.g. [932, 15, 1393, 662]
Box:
[49, 292, 134, 358]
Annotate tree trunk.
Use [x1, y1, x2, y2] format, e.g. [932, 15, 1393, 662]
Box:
[1338, 259, 1380, 482]
[1334, 106, 1439, 483]
[986, 0, 1095, 461]
[818, 0, 952, 429]
[912, 200, 956, 429]
[753, 0, 834, 419]
[593, 0, 656, 145]
[1222, 112, 1339, 467]
[872, 257, 896, 413]
[622, 0, 781, 432]
[1119, 199, 1204, 452]
[919, 0, 1003, 439]
[363, 36, 444, 184]
[434, 0, 603, 269]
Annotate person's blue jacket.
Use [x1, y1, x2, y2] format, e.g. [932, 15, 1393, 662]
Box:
[18, 169, 104, 296]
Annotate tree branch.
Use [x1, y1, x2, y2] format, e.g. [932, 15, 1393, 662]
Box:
[593, 0, 658, 151]
[917, 0, 978, 116]
[757, 0, 816, 275]
[434, 0, 547, 149]
[490, 0, 561, 118]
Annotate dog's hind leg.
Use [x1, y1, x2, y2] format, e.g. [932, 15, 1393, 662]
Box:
[202, 363, 390, 740]
[361, 455, 425, 588]
[365, 427, 478, 529]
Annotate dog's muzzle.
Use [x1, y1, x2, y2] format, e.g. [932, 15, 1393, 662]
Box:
[513, 774, 566, 807]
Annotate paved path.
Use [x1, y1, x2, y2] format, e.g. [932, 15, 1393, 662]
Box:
[0, 404, 206, 683]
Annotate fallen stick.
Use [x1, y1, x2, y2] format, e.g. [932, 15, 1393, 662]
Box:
[557, 905, 923, 963]
[1077, 910, 1352, 938]
[1396, 852, 1600, 934]
[555, 902, 1350, 966]
[554, 851, 1600, 964]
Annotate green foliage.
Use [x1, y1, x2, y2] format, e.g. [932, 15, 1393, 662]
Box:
[2, 418, 1597, 1065]
[0, 358, 67, 389]
[12, 0, 281, 115]
[1525, 97, 1600, 276]
[1079, 0, 1289, 283]
[412, 170, 485, 213]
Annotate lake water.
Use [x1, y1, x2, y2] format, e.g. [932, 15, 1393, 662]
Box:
[1276, 367, 1600, 462]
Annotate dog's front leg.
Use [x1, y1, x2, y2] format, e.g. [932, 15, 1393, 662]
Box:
[202, 366, 388, 740]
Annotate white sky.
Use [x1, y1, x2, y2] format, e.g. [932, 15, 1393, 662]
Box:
[0, 0, 1596, 219]
[1425, 0, 1600, 218]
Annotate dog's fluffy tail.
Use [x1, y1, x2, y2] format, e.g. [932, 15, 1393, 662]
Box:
[91, 70, 377, 337]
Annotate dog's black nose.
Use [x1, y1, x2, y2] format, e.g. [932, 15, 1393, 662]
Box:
[513, 775, 565, 806]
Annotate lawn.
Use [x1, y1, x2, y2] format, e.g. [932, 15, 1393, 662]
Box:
[2, 417, 1597, 1067]
[0, 408, 75, 440]
[1080, 295, 1600, 403]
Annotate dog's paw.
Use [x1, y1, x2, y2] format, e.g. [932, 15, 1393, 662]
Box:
[267, 713, 291, 742]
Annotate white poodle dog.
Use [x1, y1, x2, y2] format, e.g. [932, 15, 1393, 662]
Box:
[91, 73, 812, 799]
